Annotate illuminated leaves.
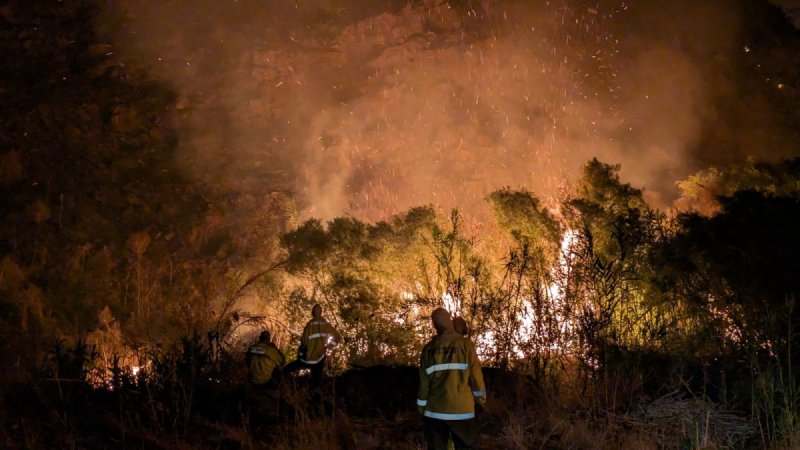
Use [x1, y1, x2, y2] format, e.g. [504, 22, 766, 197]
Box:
[676, 157, 800, 215]
[488, 187, 562, 265]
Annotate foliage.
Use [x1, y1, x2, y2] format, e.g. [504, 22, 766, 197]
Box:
[0, 0, 293, 376]
[564, 160, 668, 360]
[279, 207, 440, 366]
[676, 157, 800, 214]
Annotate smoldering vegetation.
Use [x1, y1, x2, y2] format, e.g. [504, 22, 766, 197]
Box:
[2, 0, 800, 449]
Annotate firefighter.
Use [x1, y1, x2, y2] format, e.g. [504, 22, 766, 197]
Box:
[245, 330, 285, 421]
[417, 308, 486, 450]
[246, 330, 285, 387]
[284, 303, 341, 383]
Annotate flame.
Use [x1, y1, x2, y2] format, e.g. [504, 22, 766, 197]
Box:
[391, 230, 579, 364]
[475, 229, 578, 360]
[442, 292, 458, 313]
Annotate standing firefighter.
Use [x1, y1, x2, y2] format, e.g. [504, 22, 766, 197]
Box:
[285, 303, 341, 383]
[246, 330, 285, 387]
[418, 308, 486, 450]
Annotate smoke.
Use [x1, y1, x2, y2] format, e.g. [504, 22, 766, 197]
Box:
[771, 0, 800, 27]
[95, 0, 799, 220]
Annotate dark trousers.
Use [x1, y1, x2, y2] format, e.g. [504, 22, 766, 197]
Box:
[283, 357, 325, 384]
[424, 417, 477, 450]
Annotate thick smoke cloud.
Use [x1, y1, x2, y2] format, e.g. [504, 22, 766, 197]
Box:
[96, 0, 800, 220]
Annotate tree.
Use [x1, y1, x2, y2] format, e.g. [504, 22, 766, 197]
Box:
[656, 189, 800, 442]
[562, 159, 669, 409]
[486, 188, 565, 375]
[280, 207, 440, 365]
[676, 157, 800, 215]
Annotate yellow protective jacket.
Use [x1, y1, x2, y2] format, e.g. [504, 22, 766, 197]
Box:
[247, 342, 285, 384]
[417, 331, 486, 420]
[300, 318, 341, 364]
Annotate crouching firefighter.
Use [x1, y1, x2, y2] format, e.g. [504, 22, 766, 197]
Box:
[247, 330, 285, 388]
[284, 303, 341, 384]
[417, 308, 486, 450]
[245, 330, 285, 419]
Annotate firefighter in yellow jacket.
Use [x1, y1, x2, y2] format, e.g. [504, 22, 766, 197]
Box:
[417, 308, 486, 449]
[246, 330, 285, 387]
[284, 303, 341, 383]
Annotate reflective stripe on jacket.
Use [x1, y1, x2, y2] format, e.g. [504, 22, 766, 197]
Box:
[247, 342, 285, 384]
[300, 318, 341, 364]
[417, 331, 486, 420]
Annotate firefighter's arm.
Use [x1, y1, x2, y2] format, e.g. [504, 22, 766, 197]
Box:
[329, 322, 342, 345]
[467, 341, 487, 406]
[417, 352, 429, 415]
[300, 322, 311, 347]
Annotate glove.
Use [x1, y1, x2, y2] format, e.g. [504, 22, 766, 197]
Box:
[418, 406, 425, 415]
